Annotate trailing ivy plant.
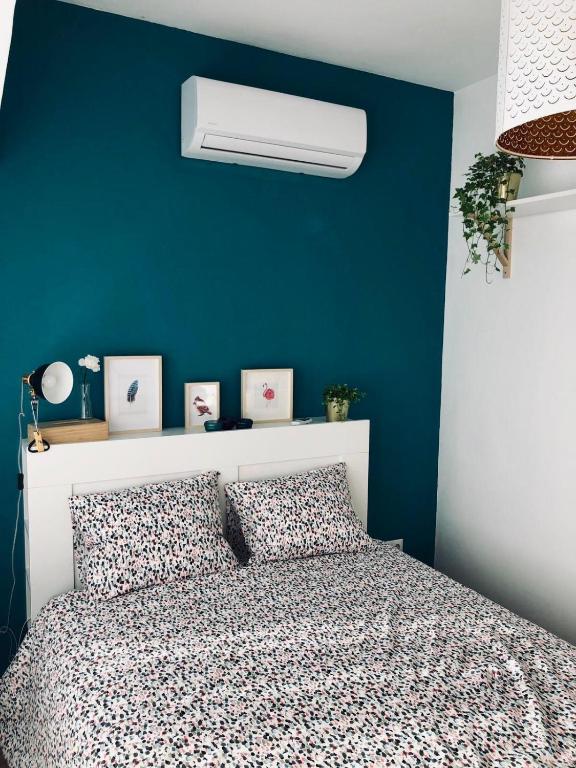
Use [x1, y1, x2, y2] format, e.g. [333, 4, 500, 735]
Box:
[453, 151, 525, 282]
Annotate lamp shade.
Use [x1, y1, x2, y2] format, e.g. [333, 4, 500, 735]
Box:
[496, 0, 576, 159]
[28, 362, 74, 404]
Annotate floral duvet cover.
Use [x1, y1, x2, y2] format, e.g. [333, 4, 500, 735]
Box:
[1, 542, 575, 767]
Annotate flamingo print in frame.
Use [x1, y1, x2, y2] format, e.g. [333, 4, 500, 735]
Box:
[241, 369, 293, 423]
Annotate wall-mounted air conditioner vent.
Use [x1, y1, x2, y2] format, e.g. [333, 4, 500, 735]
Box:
[0, 0, 16, 110]
[181, 76, 367, 179]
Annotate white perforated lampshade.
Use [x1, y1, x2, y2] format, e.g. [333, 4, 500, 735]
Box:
[496, 0, 576, 159]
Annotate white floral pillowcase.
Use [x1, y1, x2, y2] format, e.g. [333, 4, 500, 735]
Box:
[69, 472, 237, 601]
[225, 462, 373, 564]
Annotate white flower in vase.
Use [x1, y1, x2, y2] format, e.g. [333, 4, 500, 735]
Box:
[78, 354, 100, 419]
[79, 354, 101, 373]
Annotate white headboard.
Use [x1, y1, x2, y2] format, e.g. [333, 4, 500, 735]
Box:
[22, 418, 370, 620]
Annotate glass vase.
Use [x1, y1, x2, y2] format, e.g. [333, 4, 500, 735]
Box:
[80, 382, 92, 420]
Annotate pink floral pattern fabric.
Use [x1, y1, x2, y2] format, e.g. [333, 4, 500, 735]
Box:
[0, 543, 575, 767]
[225, 462, 372, 564]
[69, 472, 237, 600]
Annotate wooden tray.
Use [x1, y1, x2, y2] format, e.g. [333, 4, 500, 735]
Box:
[27, 418, 109, 445]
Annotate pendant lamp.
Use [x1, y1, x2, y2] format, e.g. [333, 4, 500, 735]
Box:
[496, 0, 576, 158]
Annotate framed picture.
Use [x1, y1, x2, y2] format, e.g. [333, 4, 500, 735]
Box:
[241, 369, 293, 423]
[104, 356, 162, 434]
[185, 382, 220, 430]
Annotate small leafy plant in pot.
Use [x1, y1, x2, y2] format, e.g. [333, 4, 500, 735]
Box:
[453, 151, 525, 282]
[323, 384, 365, 423]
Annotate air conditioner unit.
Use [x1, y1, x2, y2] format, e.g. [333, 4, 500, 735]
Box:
[0, 0, 16, 110]
[181, 76, 366, 179]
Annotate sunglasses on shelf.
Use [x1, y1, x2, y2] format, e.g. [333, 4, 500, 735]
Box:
[204, 417, 253, 432]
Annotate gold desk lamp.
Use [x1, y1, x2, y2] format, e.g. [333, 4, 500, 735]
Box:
[22, 362, 74, 452]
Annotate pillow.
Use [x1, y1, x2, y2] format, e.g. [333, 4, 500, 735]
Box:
[225, 462, 372, 564]
[69, 472, 237, 600]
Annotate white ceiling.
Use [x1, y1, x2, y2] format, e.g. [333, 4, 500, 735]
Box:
[61, 0, 501, 91]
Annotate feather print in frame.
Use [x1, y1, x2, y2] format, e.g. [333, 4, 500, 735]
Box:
[104, 356, 162, 435]
[127, 380, 139, 404]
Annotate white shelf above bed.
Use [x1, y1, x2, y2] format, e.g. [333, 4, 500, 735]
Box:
[107, 416, 329, 440]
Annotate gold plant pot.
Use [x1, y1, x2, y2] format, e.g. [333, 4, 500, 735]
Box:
[325, 399, 349, 422]
[497, 171, 522, 202]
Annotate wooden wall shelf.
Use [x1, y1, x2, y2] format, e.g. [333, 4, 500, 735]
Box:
[449, 188, 576, 279]
[450, 187, 576, 220]
[506, 188, 576, 218]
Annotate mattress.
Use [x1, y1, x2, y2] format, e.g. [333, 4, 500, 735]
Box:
[1, 542, 575, 767]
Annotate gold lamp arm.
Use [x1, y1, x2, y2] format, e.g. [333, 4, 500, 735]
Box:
[22, 374, 48, 453]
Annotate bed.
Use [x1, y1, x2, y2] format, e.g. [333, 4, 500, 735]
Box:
[1, 422, 575, 766]
[1, 542, 575, 767]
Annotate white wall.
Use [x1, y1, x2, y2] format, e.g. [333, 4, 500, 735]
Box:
[0, 0, 16, 110]
[437, 74, 576, 645]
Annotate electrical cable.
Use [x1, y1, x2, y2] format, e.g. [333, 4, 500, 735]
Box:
[0, 381, 27, 661]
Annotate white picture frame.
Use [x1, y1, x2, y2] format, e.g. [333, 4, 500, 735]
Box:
[104, 356, 162, 434]
[241, 368, 293, 423]
[185, 382, 220, 430]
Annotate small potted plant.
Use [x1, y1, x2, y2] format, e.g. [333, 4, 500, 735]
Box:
[453, 151, 525, 281]
[78, 354, 101, 419]
[323, 384, 365, 423]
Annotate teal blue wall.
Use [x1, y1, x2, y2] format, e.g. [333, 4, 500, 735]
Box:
[0, 0, 452, 671]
